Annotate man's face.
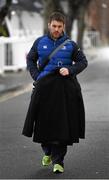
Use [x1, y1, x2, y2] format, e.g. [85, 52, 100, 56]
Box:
[48, 20, 65, 39]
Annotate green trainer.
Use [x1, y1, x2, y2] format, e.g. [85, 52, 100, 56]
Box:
[42, 155, 52, 166]
[53, 164, 64, 173]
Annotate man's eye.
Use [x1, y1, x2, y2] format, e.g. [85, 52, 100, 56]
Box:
[52, 25, 62, 28]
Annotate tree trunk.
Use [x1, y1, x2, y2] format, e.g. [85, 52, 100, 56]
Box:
[66, 0, 77, 38]
[77, 6, 86, 49]
[0, 0, 12, 36]
[66, 9, 75, 38]
[77, 0, 91, 49]
[0, 0, 12, 24]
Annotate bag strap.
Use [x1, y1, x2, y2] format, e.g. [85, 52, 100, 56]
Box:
[38, 39, 70, 71]
[49, 39, 70, 59]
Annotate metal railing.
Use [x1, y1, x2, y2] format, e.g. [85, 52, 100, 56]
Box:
[83, 31, 101, 49]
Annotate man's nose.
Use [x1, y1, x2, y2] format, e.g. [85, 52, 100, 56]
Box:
[55, 27, 59, 31]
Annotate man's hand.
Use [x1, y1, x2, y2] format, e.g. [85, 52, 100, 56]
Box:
[59, 67, 69, 76]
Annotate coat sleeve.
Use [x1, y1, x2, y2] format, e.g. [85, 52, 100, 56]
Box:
[68, 42, 88, 76]
[27, 38, 41, 81]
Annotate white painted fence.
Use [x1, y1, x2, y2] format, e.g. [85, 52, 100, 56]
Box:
[0, 35, 36, 74]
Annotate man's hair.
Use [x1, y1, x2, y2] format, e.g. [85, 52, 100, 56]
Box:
[48, 12, 66, 24]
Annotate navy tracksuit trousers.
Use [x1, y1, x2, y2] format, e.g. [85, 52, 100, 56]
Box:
[41, 143, 68, 166]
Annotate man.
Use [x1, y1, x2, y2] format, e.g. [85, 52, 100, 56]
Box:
[22, 12, 88, 173]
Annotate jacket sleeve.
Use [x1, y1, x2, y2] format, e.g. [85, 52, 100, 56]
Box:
[68, 42, 88, 76]
[27, 38, 41, 81]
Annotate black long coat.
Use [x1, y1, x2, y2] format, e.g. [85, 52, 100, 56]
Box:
[22, 72, 85, 145]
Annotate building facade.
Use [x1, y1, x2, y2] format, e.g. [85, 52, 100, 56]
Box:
[87, 0, 109, 45]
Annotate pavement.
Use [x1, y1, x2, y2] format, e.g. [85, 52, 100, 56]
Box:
[0, 69, 32, 96]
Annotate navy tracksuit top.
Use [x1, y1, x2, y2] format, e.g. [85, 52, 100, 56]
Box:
[27, 33, 88, 80]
